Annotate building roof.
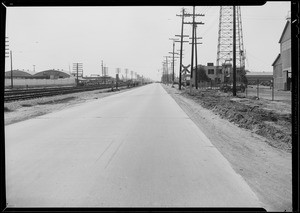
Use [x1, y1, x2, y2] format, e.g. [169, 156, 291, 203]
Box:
[5, 70, 33, 77]
[279, 20, 290, 43]
[34, 69, 70, 77]
[272, 54, 281, 66]
[246, 72, 273, 76]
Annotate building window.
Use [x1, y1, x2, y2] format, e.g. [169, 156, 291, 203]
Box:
[208, 69, 214, 75]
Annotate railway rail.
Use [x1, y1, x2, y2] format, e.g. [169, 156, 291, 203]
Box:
[4, 83, 129, 102]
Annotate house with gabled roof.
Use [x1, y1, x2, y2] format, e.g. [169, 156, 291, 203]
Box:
[272, 16, 291, 90]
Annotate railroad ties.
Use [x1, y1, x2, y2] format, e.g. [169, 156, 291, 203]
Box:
[4, 83, 129, 102]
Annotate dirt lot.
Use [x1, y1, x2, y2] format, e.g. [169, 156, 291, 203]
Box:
[163, 84, 292, 212]
[185, 87, 291, 152]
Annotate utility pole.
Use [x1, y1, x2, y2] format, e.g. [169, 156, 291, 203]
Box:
[162, 62, 166, 83]
[72, 63, 83, 86]
[169, 38, 180, 84]
[164, 57, 168, 85]
[175, 35, 188, 88]
[164, 56, 171, 85]
[76, 63, 78, 86]
[190, 25, 203, 89]
[102, 64, 107, 84]
[101, 60, 104, 77]
[176, 8, 188, 90]
[116, 68, 121, 89]
[10, 50, 13, 89]
[125, 69, 128, 81]
[233, 6, 237, 96]
[184, 6, 204, 90]
[190, 6, 195, 89]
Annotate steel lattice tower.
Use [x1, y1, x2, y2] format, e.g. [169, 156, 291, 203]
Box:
[216, 6, 245, 71]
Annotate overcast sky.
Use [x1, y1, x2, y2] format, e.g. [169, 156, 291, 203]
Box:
[5, 1, 291, 81]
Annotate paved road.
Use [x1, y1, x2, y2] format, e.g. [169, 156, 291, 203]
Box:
[5, 83, 262, 207]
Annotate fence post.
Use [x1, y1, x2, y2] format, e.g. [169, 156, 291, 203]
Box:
[272, 78, 274, 101]
[257, 79, 259, 99]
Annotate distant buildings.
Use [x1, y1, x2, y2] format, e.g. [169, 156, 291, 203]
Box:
[5, 70, 33, 79]
[5, 69, 71, 79]
[193, 63, 246, 84]
[246, 71, 273, 84]
[201, 63, 223, 83]
[272, 16, 291, 90]
[33, 69, 71, 79]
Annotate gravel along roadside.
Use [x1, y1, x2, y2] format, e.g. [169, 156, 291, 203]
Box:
[163, 84, 292, 212]
[4, 86, 136, 126]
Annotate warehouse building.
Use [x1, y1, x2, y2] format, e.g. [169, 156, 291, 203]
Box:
[197, 63, 245, 84]
[33, 69, 71, 79]
[272, 16, 291, 90]
[202, 63, 223, 83]
[246, 71, 273, 85]
[5, 70, 33, 79]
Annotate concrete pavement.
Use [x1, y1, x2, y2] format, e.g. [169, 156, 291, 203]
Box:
[5, 83, 262, 207]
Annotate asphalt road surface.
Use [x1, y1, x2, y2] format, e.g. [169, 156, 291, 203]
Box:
[5, 83, 262, 207]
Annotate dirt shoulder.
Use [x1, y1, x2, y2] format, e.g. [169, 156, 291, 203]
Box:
[163, 84, 292, 212]
[4, 86, 136, 126]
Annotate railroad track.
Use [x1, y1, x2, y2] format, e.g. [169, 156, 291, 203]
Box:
[4, 83, 128, 102]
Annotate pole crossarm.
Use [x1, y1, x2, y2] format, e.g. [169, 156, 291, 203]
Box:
[184, 22, 204, 25]
[175, 35, 189, 37]
[169, 38, 179, 41]
[180, 13, 204, 17]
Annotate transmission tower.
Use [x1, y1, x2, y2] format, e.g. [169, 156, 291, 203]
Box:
[216, 6, 245, 82]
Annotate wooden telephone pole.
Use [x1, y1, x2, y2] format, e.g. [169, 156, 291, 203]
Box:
[73, 63, 83, 86]
[164, 56, 170, 85]
[10, 51, 13, 89]
[169, 38, 180, 84]
[176, 8, 189, 90]
[184, 6, 204, 90]
[233, 6, 237, 96]
[190, 25, 203, 89]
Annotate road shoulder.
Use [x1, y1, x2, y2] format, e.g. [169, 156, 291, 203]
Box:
[162, 84, 292, 212]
